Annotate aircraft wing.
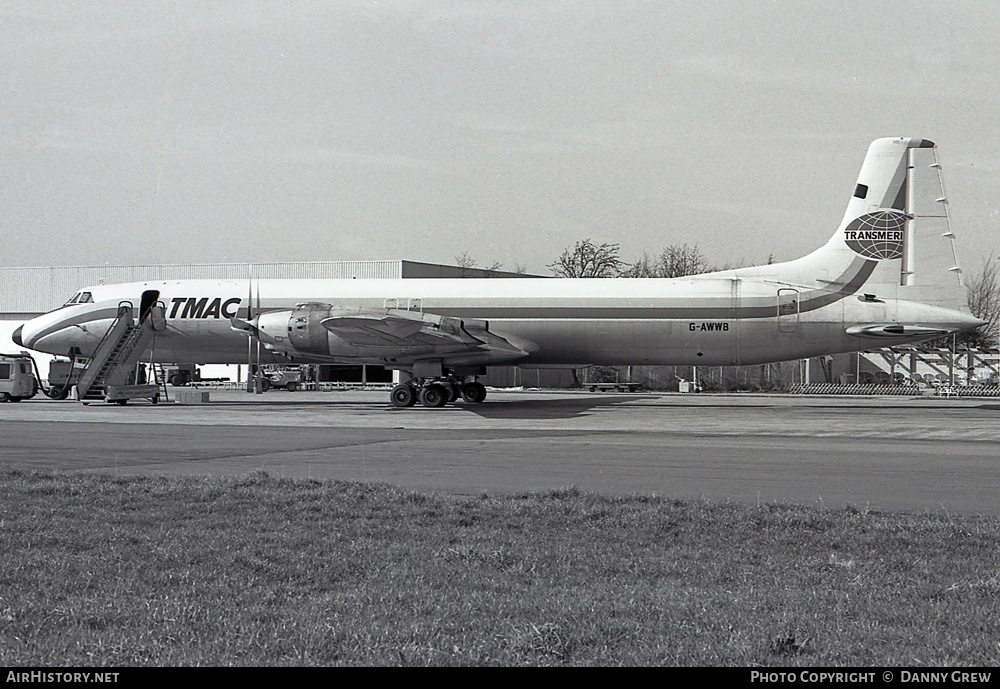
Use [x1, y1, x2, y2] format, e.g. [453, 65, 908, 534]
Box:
[320, 308, 533, 362]
[320, 313, 423, 345]
[320, 309, 476, 346]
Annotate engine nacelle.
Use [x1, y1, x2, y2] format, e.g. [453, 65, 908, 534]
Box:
[287, 303, 338, 356]
[254, 309, 297, 352]
[245, 303, 343, 358]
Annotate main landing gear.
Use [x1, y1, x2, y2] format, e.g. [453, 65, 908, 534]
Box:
[390, 377, 487, 408]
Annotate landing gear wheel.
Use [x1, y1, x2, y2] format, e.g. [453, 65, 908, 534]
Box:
[390, 384, 418, 407]
[460, 381, 487, 403]
[419, 384, 449, 408]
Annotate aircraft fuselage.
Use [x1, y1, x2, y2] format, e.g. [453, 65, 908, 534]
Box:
[17, 275, 979, 369]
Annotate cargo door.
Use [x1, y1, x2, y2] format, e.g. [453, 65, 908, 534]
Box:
[777, 288, 800, 333]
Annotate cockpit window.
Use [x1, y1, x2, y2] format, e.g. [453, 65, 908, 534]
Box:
[61, 291, 94, 307]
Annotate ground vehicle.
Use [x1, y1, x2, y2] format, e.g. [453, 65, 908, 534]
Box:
[46, 358, 74, 399]
[165, 363, 201, 386]
[260, 369, 302, 391]
[0, 353, 40, 402]
[165, 364, 231, 386]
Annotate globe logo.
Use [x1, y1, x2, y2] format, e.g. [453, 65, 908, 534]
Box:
[843, 210, 906, 260]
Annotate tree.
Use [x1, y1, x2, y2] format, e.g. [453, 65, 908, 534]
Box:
[962, 254, 1000, 349]
[618, 251, 658, 278]
[455, 252, 505, 278]
[619, 243, 712, 277]
[481, 260, 503, 278]
[454, 251, 477, 278]
[548, 239, 624, 278]
[657, 243, 710, 277]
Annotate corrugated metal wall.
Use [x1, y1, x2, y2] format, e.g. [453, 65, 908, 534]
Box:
[0, 260, 538, 314]
[0, 261, 405, 313]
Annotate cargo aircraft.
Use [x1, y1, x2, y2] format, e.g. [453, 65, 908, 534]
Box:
[12, 137, 985, 407]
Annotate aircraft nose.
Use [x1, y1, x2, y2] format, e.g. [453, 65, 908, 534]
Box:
[11, 325, 24, 347]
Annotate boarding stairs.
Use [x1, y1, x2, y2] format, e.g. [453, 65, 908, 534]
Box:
[76, 302, 167, 404]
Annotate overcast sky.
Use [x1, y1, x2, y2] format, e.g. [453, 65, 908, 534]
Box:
[2, 1, 998, 275]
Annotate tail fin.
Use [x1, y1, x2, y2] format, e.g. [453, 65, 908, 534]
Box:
[778, 137, 970, 313]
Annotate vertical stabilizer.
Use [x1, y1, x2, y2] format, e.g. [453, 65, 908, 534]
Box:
[766, 137, 971, 314]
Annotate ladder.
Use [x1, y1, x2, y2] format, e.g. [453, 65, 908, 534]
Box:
[150, 363, 171, 403]
[76, 302, 167, 404]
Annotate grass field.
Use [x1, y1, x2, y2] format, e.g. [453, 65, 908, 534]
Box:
[1, 468, 998, 666]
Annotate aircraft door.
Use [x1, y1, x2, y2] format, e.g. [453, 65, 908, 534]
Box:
[139, 289, 167, 330]
[140, 290, 159, 319]
[777, 289, 799, 333]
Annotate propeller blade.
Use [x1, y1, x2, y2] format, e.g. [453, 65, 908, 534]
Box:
[230, 317, 260, 337]
[246, 275, 254, 392]
[254, 280, 262, 393]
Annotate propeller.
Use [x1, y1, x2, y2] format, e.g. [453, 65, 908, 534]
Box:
[254, 280, 262, 393]
[229, 277, 261, 392]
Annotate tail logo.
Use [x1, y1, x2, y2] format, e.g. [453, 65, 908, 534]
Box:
[844, 210, 907, 260]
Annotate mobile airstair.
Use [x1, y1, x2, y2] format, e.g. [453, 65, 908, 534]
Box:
[75, 298, 168, 405]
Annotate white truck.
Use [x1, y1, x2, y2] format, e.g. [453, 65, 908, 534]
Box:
[0, 353, 40, 402]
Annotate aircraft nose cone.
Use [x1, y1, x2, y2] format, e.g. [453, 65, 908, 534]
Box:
[11, 325, 24, 347]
